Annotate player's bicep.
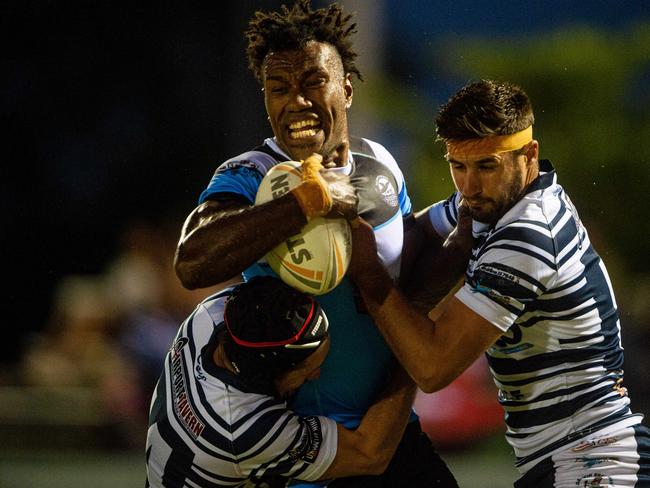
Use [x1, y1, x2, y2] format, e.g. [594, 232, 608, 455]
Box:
[180, 198, 249, 238]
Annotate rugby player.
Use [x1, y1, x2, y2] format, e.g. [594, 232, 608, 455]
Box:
[146, 276, 416, 487]
[173, 1, 460, 486]
[349, 79, 650, 487]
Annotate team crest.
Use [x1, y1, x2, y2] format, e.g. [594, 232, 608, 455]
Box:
[374, 175, 398, 207]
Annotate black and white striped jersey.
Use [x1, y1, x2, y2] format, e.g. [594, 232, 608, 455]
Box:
[427, 160, 641, 471]
[146, 289, 338, 487]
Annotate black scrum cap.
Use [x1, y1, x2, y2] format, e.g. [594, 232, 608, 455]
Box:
[223, 276, 329, 378]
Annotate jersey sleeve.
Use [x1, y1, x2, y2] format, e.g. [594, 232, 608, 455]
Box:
[363, 139, 412, 218]
[198, 151, 279, 205]
[239, 413, 338, 483]
[426, 192, 461, 239]
[455, 221, 558, 332]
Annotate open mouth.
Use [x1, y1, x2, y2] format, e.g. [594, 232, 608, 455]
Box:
[288, 119, 322, 139]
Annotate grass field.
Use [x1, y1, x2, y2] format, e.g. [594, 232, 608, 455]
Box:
[0, 434, 518, 487]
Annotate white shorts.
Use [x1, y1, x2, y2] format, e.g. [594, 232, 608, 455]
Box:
[515, 421, 650, 487]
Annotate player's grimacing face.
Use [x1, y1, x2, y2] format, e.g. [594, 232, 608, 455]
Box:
[262, 41, 353, 168]
[449, 151, 527, 225]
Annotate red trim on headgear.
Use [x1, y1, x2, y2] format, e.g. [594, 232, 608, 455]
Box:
[224, 298, 316, 348]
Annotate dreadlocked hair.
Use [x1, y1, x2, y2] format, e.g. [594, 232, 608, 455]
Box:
[245, 0, 362, 84]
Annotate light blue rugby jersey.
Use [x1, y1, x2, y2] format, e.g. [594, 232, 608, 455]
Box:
[199, 136, 414, 429]
[428, 160, 641, 472]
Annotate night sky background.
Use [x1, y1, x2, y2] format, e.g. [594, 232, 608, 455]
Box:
[4, 2, 284, 364]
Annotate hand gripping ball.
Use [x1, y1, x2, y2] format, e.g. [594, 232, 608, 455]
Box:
[254, 161, 352, 295]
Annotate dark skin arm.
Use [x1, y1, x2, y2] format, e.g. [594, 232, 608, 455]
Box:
[174, 194, 307, 289]
[175, 154, 358, 290]
[400, 204, 474, 313]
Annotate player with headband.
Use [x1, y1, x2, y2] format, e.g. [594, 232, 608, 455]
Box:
[349, 79, 650, 487]
[145, 276, 416, 487]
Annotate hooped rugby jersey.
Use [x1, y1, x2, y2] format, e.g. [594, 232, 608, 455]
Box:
[146, 289, 338, 487]
[427, 160, 642, 471]
[199, 137, 414, 428]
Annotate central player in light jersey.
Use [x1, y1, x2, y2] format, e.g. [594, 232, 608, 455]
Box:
[173, 1, 458, 486]
[349, 79, 650, 487]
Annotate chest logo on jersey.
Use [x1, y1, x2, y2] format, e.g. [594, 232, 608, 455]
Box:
[470, 271, 514, 306]
[374, 175, 398, 208]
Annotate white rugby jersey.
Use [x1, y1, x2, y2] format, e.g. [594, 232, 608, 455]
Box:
[146, 289, 338, 487]
[428, 160, 642, 472]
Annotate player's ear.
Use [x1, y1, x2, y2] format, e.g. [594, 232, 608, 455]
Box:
[523, 140, 539, 167]
[344, 73, 353, 109]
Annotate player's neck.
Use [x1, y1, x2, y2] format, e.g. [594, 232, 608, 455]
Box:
[213, 342, 238, 375]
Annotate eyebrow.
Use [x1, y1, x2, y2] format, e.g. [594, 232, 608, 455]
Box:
[264, 67, 327, 84]
[264, 75, 288, 83]
[447, 156, 499, 164]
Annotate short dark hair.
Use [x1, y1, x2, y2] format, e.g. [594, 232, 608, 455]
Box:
[245, 0, 362, 84]
[435, 79, 535, 141]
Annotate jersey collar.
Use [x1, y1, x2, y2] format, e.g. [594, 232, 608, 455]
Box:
[266, 137, 353, 176]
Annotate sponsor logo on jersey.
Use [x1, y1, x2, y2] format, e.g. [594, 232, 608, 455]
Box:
[470, 281, 512, 305]
[217, 160, 259, 173]
[288, 416, 323, 465]
[563, 193, 586, 250]
[170, 337, 205, 439]
[576, 457, 615, 469]
[575, 472, 612, 487]
[571, 436, 618, 453]
[374, 175, 398, 207]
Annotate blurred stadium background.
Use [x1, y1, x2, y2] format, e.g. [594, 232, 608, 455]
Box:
[2, 1, 648, 486]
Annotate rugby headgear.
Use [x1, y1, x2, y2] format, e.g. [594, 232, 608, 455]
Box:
[222, 276, 329, 379]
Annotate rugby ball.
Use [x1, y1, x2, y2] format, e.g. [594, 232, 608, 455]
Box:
[254, 161, 352, 295]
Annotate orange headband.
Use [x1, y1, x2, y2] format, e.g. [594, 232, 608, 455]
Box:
[446, 126, 533, 159]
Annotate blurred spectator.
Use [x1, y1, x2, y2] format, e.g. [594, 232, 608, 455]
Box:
[20, 274, 143, 447]
[22, 275, 127, 389]
[19, 218, 239, 448]
[104, 219, 239, 415]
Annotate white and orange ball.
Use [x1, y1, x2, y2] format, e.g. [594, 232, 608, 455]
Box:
[254, 161, 352, 295]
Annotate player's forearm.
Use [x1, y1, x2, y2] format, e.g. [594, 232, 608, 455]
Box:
[319, 369, 415, 481]
[402, 240, 469, 313]
[352, 365, 416, 472]
[356, 266, 451, 393]
[174, 195, 307, 289]
[370, 289, 456, 392]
